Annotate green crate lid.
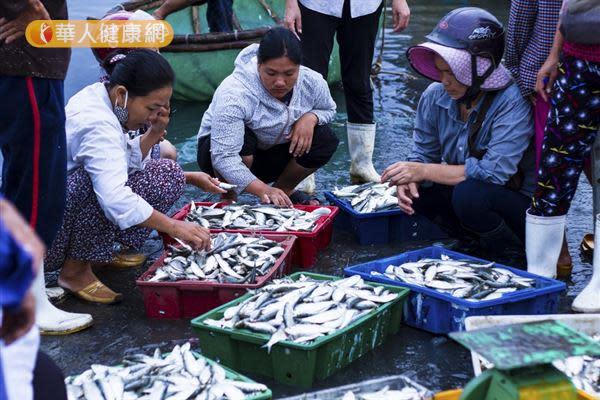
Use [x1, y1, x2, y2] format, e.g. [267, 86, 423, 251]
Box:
[449, 320, 600, 370]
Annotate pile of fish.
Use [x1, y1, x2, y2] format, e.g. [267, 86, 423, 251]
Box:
[65, 342, 269, 400]
[554, 334, 600, 396]
[185, 202, 331, 232]
[331, 183, 398, 213]
[340, 386, 428, 400]
[372, 255, 535, 302]
[203, 275, 398, 351]
[148, 233, 285, 284]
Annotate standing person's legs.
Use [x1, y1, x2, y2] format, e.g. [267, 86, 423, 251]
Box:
[336, 2, 382, 183]
[206, 0, 234, 32]
[298, 3, 338, 79]
[0, 77, 66, 248]
[528, 55, 600, 279]
[0, 76, 92, 335]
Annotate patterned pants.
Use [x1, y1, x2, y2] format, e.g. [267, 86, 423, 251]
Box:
[44, 159, 184, 270]
[531, 55, 600, 216]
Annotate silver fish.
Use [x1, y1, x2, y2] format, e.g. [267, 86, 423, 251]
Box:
[65, 343, 269, 400]
[206, 275, 398, 348]
[332, 183, 398, 213]
[148, 233, 285, 284]
[376, 254, 535, 302]
[185, 202, 329, 232]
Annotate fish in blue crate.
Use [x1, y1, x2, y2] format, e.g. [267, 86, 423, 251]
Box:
[373, 254, 535, 302]
[331, 183, 398, 213]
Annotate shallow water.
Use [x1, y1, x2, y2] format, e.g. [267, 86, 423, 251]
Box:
[41, 0, 596, 396]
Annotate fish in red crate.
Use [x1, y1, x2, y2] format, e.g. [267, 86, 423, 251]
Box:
[185, 201, 331, 232]
[148, 233, 285, 284]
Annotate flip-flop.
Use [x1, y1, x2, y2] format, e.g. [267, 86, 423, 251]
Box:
[60, 280, 122, 305]
[289, 190, 320, 205]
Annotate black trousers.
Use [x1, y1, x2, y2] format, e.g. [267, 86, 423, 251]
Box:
[33, 351, 67, 400]
[299, 1, 382, 124]
[0, 76, 67, 248]
[413, 179, 531, 243]
[197, 125, 339, 184]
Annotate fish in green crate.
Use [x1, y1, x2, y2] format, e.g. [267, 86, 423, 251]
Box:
[331, 183, 398, 213]
[185, 201, 331, 232]
[340, 385, 428, 400]
[147, 233, 286, 283]
[203, 275, 398, 351]
[64, 342, 269, 400]
[374, 254, 536, 302]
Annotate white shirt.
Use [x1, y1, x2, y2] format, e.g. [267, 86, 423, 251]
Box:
[65, 82, 153, 230]
[298, 0, 382, 18]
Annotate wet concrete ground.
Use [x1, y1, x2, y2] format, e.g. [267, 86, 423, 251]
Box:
[41, 0, 597, 397]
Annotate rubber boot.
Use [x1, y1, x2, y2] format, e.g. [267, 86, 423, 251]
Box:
[478, 220, 524, 267]
[294, 173, 316, 195]
[572, 214, 600, 312]
[347, 122, 380, 183]
[525, 210, 566, 279]
[32, 268, 93, 335]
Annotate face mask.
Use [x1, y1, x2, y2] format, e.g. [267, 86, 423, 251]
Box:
[113, 90, 129, 125]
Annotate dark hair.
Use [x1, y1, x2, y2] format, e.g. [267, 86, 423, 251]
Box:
[257, 27, 302, 65]
[102, 49, 175, 97]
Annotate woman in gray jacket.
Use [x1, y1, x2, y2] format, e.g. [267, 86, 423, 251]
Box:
[197, 27, 339, 206]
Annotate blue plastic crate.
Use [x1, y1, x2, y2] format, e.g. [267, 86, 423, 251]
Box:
[324, 191, 447, 245]
[344, 246, 567, 334]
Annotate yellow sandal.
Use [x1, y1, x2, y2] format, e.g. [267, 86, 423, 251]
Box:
[63, 280, 122, 304]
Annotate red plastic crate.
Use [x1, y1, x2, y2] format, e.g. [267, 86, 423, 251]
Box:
[137, 234, 296, 319]
[161, 202, 339, 268]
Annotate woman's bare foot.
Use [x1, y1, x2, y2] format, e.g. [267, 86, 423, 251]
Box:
[58, 259, 122, 304]
[57, 259, 98, 292]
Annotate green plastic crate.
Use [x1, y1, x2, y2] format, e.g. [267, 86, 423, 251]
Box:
[66, 351, 272, 399]
[190, 272, 410, 388]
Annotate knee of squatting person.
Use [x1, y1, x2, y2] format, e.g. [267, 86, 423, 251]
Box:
[381, 7, 537, 260]
[196, 27, 338, 206]
[43, 49, 226, 306]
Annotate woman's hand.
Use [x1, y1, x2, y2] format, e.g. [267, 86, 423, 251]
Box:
[396, 183, 420, 215]
[381, 161, 428, 186]
[185, 172, 227, 194]
[169, 220, 211, 251]
[147, 106, 170, 145]
[284, 0, 302, 37]
[535, 54, 560, 102]
[288, 113, 317, 157]
[392, 0, 410, 32]
[261, 187, 293, 207]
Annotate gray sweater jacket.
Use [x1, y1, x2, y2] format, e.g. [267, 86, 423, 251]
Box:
[198, 44, 337, 193]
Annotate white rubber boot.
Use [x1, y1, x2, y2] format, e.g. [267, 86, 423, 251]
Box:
[347, 122, 380, 183]
[32, 268, 93, 335]
[526, 210, 566, 279]
[294, 173, 316, 195]
[572, 214, 600, 312]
